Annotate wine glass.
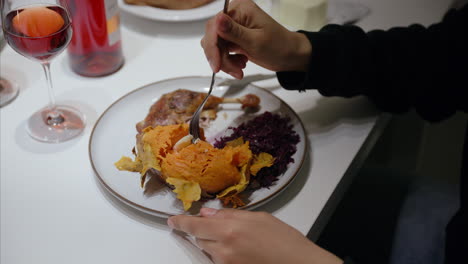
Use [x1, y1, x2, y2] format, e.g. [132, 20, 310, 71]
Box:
[0, 24, 19, 107]
[1, 0, 85, 143]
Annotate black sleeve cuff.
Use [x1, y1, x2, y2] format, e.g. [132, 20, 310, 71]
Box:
[343, 257, 356, 264]
[276, 29, 342, 95]
[276, 71, 308, 92]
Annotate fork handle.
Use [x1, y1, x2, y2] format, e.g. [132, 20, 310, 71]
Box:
[223, 0, 229, 13]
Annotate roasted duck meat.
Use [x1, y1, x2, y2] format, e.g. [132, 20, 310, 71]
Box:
[124, 0, 215, 10]
[136, 89, 260, 133]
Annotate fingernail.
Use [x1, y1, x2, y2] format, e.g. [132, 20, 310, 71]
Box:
[228, 72, 241, 79]
[167, 218, 175, 229]
[219, 16, 230, 32]
[202, 207, 218, 216]
[208, 59, 216, 72]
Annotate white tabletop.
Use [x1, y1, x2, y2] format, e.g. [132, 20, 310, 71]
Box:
[1, 0, 453, 263]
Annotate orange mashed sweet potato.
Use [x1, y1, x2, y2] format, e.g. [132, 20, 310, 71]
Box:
[162, 139, 251, 193]
[115, 124, 274, 211]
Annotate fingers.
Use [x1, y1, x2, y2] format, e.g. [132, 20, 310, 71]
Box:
[201, 10, 254, 79]
[195, 238, 226, 264]
[199, 207, 219, 217]
[216, 13, 253, 48]
[195, 237, 218, 251]
[221, 53, 247, 79]
[201, 15, 222, 72]
[200, 207, 256, 219]
[168, 215, 224, 240]
[226, 42, 246, 55]
[168, 208, 256, 241]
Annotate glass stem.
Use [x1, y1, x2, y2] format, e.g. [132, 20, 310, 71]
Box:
[41, 62, 64, 126]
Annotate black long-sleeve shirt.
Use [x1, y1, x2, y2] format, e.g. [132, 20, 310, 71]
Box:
[277, 5, 468, 263]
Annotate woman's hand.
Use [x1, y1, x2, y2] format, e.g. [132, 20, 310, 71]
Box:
[168, 208, 343, 264]
[201, 0, 312, 79]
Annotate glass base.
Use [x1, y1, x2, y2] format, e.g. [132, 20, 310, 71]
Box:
[27, 105, 86, 143]
[0, 77, 19, 107]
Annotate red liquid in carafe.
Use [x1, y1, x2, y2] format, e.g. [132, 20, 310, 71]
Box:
[65, 0, 124, 77]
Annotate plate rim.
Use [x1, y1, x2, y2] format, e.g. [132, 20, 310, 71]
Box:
[118, 0, 223, 22]
[89, 75, 307, 217]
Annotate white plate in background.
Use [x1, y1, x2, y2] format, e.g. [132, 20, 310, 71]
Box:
[118, 0, 224, 22]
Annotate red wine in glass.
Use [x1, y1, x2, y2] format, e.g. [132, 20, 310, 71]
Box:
[3, 5, 72, 61]
[1, 2, 85, 143]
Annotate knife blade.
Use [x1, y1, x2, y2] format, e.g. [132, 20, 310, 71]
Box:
[217, 74, 277, 87]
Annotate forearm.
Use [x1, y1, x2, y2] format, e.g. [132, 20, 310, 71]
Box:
[278, 5, 468, 121]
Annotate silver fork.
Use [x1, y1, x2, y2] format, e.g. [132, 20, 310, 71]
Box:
[189, 72, 216, 143]
[189, 0, 230, 144]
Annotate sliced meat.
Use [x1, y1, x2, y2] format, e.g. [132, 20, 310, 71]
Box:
[136, 89, 223, 133]
[136, 89, 261, 133]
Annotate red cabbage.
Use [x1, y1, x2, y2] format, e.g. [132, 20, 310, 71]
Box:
[214, 111, 300, 188]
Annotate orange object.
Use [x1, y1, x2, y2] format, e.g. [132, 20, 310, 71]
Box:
[162, 140, 252, 194]
[12, 7, 64, 37]
[115, 123, 274, 210]
[133, 124, 252, 194]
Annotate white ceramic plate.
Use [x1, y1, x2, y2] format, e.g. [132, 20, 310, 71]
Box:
[118, 0, 224, 22]
[89, 76, 307, 217]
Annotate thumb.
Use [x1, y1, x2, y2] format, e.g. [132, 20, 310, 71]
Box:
[216, 13, 253, 47]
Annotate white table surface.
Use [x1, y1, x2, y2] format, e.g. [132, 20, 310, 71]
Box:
[1, 0, 453, 263]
